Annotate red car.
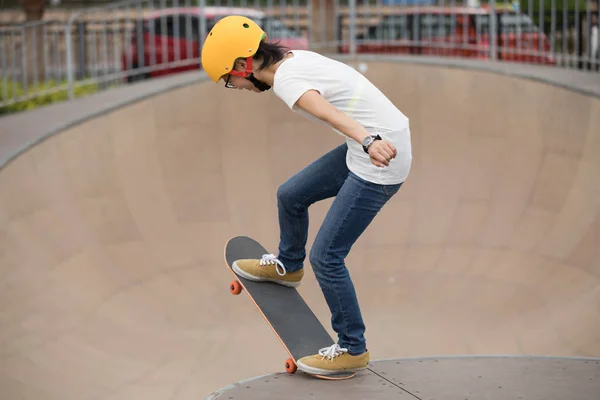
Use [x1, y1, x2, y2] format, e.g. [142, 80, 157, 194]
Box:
[339, 6, 555, 65]
[122, 7, 309, 82]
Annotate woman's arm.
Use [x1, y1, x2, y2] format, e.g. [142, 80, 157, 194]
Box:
[295, 89, 369, 144]
[295, 89, 397, 167]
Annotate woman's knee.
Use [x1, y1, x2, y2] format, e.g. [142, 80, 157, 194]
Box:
[277, 179, 299, 208]
[309, 239, 341, 272]
[309, 241, 324, 271]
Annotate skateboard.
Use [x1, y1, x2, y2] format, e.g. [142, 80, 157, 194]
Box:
[224, 235, 356, 380]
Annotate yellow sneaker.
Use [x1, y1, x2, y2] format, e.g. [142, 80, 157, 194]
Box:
[297, 344, 370, 375]
[232, 254, 303, 287]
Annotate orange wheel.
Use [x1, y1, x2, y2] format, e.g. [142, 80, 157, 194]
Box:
[285, 358, 297, 374]
[230, 280, 242, 295]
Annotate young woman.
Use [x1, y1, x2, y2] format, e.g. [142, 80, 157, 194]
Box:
[201, 15, 412, 376]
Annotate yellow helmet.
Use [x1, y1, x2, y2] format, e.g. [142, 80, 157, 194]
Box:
[201, 15, 267, 83]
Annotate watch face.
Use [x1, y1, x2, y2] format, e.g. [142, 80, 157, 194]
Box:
[363, 136, 374, 147]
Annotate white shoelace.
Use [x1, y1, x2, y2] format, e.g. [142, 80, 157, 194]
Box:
[259, 254, 287, 276]
[318, 343, 349, 360]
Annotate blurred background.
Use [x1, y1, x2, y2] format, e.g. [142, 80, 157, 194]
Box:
[0, 0, 598, 114]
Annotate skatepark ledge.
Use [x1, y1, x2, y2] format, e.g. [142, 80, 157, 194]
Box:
[205, 356, 600, 399]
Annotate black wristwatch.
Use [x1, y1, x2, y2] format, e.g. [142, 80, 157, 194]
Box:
[362, 134, 382, 154]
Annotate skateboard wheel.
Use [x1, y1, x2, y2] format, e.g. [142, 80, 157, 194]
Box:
[285, 358, 297, 374]
[230, 280, 242, 295]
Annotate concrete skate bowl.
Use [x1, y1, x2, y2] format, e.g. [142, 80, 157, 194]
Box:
[0, 58, 599, 400]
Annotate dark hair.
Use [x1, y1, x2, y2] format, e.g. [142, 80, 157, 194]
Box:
[253, 40, 288, 70]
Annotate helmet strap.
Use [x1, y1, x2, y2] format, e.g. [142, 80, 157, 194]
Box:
[228, 57, 271, 92]
[228, 56, 254, 78]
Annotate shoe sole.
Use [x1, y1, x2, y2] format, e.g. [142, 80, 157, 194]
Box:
[296, 360, 368, 376]
[232, 261, 301, 288]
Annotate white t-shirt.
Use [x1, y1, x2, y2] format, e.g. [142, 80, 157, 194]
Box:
[272, 50, 412, 185]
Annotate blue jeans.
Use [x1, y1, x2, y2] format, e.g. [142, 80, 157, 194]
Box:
[276, 143, 403, 355]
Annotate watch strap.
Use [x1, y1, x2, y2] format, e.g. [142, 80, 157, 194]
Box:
[363, 134, 382, 153]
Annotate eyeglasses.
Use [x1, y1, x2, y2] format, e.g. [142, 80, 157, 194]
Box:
[224, 75, 235, 89]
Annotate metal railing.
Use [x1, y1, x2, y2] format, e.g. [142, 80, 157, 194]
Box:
[0, 19, 75, 109]
[1, 0, 598, 111]
[338, 2, 599, 69]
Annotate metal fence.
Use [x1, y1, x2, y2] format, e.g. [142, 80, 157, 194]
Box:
[1, 0, 599, 110]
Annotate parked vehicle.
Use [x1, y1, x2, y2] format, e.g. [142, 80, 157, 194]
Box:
[122, 7, 309, 82]
[339, 6, 555, 65]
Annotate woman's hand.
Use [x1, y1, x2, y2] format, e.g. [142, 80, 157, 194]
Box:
[368, 140, 397, 167]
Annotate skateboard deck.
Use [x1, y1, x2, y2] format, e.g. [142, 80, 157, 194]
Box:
[224, 235, 356, 380]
